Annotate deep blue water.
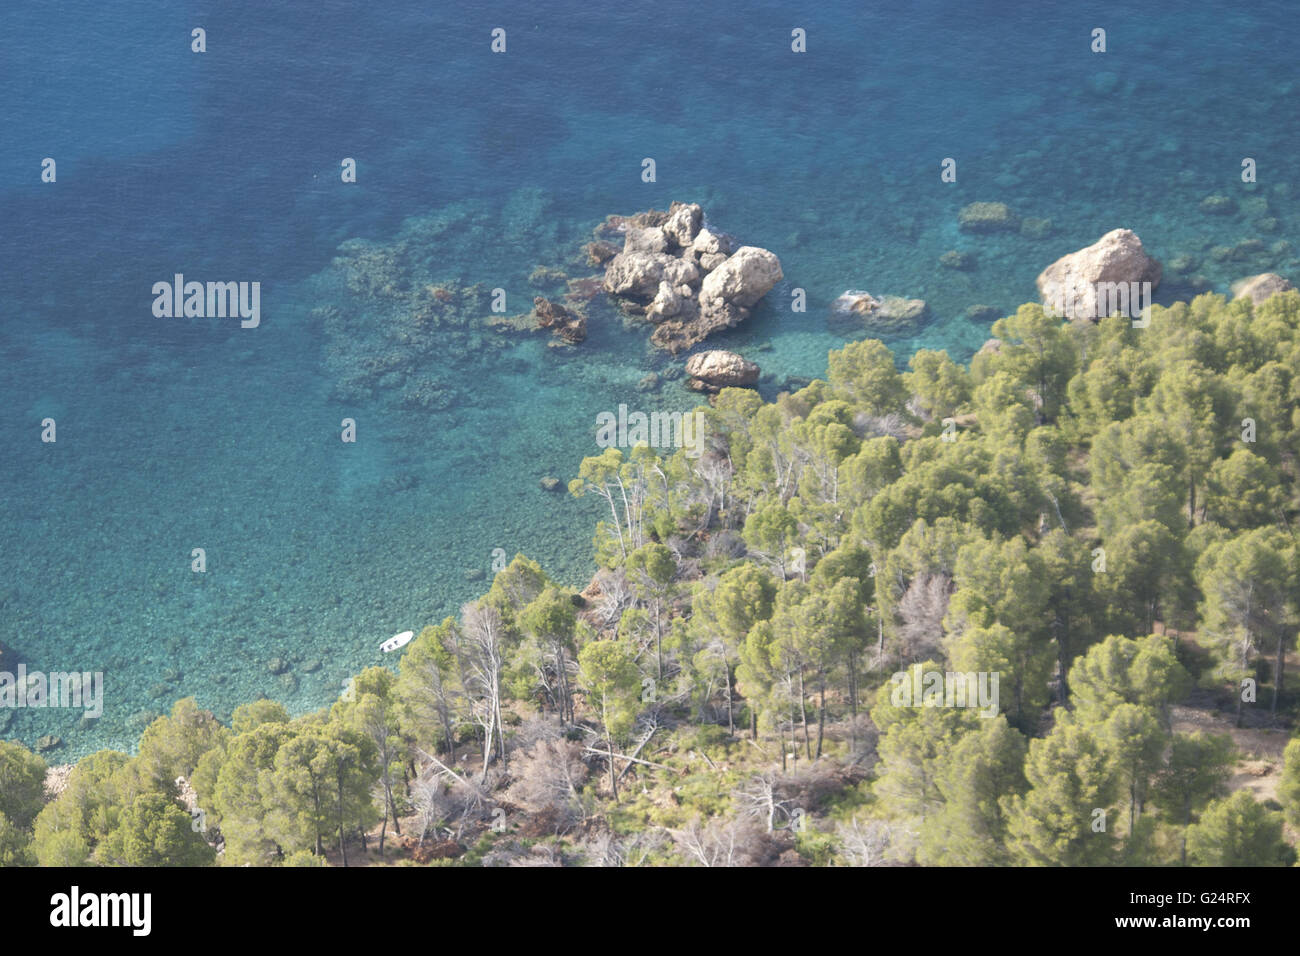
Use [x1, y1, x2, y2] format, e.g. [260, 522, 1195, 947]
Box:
[2, 0, 1297, 757]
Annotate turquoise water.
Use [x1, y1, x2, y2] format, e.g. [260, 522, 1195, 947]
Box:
[1, 0, 1297, 757]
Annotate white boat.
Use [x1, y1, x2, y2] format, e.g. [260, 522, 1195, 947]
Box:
[380, 630, 414, 653]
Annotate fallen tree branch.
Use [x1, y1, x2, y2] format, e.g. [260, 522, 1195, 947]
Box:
[585, 747, 676, 773]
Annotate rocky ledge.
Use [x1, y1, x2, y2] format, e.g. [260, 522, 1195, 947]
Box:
[598, 201, 783, 354]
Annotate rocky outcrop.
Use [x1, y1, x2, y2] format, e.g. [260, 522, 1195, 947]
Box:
[685, 350, 761, 393]
[1231, 273, 1294, 305]
[599, 202, 782, 354]
[533, 296, 587, 344]
[1035, 228, 1162, 320]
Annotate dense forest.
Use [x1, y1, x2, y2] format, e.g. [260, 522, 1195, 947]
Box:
[4, 290, 1300, 867]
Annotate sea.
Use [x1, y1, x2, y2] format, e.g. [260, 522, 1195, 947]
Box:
[1, 0, 1296, 757]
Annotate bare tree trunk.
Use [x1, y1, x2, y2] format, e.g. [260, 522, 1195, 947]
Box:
[798, 666, 811, 759]
[815, 683, 826, 760]
[1273, 634, 1285, 716]
[337, 775, 348, 867]
[725, 659, 735, 736]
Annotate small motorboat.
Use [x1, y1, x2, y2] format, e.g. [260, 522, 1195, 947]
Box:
[380, 630, 414, 653]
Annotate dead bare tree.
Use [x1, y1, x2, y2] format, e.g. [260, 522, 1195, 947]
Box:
[670, 816, 777, 867]
[460, 601, 507, 780]
[592, 569, 635, 632]
[835, 818, 896, 867]
[896, 572, 952, 664]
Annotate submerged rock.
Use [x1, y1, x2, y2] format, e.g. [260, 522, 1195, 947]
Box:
[959, 202, 1018, 233]
[533, 296, 587, 344]
[1035, 228, 1162, 319]
[1020, 217, 1053, 240]
[963, 304, 1001, 324]
[830, 291, 881, 315]
[528, 265, 567, 287]
[583, 240, 619, 266]
[1199, 195, 1236, 215]
[539, 476, 562, 492]
[1231, 273, 1295, 305]
[830, 290, 930, 333]
[685, 350, 761, 393]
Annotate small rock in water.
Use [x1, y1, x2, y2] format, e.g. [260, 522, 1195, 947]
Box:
[36, 734, 62, 753]
[1020, 217, 1053, 240]
[963, 304, 1001, 324]
[1199, 195, 1236, 215]
[636, 372, 662, 392]
[464, 568, 487, 582]
[1088, 71, 1120, 96]
[539, 476, 562, 492]
[958, 202, 1018, 233]
[528, 265, 568, 287]
[939, 250, 975, 270]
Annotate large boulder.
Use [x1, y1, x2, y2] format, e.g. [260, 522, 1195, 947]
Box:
[623, 226, 671, 255]
[603, 251, 677, 297]
[663, 202, 704, 249]
[699, 246, 783, 311]
[1036, 228, 1162, 320]
[1231, 273, 1294, 305]
[685, 350, 761, 393]
[651, 246, 782, 353]
[686, 228, 734, 269]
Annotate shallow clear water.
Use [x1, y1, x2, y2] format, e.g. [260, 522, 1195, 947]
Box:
[2, 0, 1297, 757]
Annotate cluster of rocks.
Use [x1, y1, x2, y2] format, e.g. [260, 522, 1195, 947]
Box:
[955, 202, 1051, 239]
[597, 202, 784, 354]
